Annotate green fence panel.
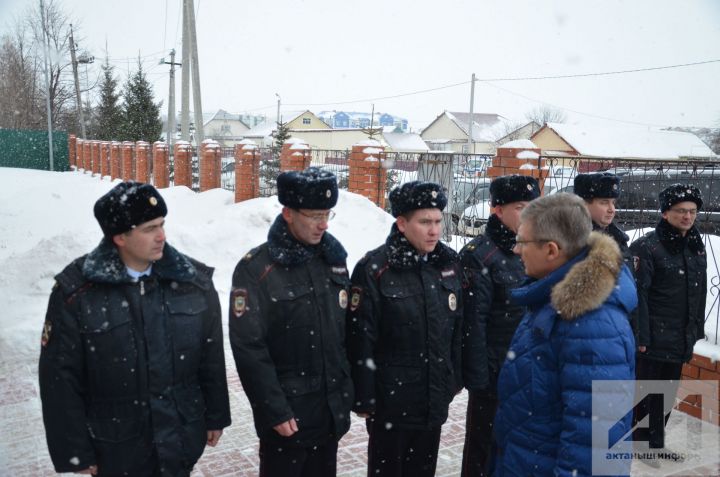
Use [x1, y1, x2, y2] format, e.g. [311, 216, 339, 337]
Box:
[0, 128, 69, 171]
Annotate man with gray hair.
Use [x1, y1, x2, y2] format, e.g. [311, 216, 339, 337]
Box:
[490, 193, 636, 477]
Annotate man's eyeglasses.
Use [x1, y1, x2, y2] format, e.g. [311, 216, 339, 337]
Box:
[669, 207, 698, 216]
[514, 238, 560, 250]
[294, 209, 336, 223]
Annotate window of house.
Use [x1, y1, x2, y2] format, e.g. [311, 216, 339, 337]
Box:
[302, 118, 311, 125]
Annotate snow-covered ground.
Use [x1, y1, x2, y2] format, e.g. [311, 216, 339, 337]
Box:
[0, 167, 395, 358]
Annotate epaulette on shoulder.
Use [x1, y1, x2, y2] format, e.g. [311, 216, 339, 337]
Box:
[187, 257, 214, 289]
[240, 244, 264, 264]
[461, 242, 477, 254]
[54, 257, 92, 303]
[358, 245, 385, 268]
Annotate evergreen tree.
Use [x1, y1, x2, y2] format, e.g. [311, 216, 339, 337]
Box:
[93, 57, 122, 140]
[120, 60, 162, 142]
[272, 121, 291, 159]
[263, 121, 291, 185]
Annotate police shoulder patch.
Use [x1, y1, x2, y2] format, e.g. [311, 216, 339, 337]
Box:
[41, 320, 53, 347]
[350, 286, 362, 312]
[231, 288, 248, 317]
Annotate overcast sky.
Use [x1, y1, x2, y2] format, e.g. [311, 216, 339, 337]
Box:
[2, 0, 719, 131]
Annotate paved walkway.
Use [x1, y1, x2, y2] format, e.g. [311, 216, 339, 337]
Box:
[1, 334, 718, 476]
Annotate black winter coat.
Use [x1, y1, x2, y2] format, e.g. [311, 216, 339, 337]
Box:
[459, 214, 525, 392]
[347, 224, 463, 430]
[229, 216, 353, 448]
[39, 240, 231, 476]
[630, 219, 707, 362]
[596, 221, 633, 272]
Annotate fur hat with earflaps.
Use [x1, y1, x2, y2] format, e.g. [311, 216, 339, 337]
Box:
[659, 183, 703, 213]
[94, 181, 167, 237]
[277, 167, 339, 210]
[389, 181, 447, 217]
[490, 175, 540, 207]
[574, 172, 621, 200]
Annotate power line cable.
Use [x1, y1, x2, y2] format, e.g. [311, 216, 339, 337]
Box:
[106, 49, 167, 62]
[479, 80, 701, 128]
[285, 80, 470, 106]
[284, 59, 720, 107]
[476, 59, 720, 82]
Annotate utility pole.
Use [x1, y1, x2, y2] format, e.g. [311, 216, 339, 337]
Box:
[186, 0, 204, 144]
[161, 49, 181, 150]
[180, 0, 190, 141]
[69, 24, 94, 139]
[275, 93, 281, 124]
[180, 0, 203, 144]
[40, 0, 54, 171]
[69, 24, 85, 139]
[467, 72, 476, 156]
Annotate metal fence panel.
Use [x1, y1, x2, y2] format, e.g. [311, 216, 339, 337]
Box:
[0, 129, 69, 171]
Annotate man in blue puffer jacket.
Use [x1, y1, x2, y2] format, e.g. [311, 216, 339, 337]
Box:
[492, 193, 636, 477]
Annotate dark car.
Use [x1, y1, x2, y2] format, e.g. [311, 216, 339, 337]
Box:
[555, 167, 720, 233]
[450, 178, 491, 223]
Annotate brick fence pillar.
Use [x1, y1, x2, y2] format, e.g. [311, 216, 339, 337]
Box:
[233, 140, 260, 203]
[489, 141, 548, 192]
[89, 141, 96, 174]
[678, 353, 720, 425]
[153, 142, 170, 188]
[121, 141, 134, 181]
[135, 141, 151, 183]
[68, 135, 76, 169]
[280, 138, 311, 172]
[100, 141, 110, 178]
[76, 139, 84, 171]
[348, 140, 387, 208]
[200, 140, 221, 191]
[110, 142, 121, 180]
[91, 141, 101, 175]
[173, 141, 192, 188]
[83, 140, 91, 172]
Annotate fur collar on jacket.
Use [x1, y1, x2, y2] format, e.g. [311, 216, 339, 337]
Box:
[82, 238, 197, 284]
[551, 232, 624, 320]
[594, 221, 629, 247]
[267, 214, 347, 267]
[512, 232, 627, 321]
[486, 214, 516, 254]
[656, 218, 704, 255]
[385, 223, 459, 269]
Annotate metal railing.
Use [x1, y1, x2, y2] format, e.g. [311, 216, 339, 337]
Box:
[213, 149, 719, 344]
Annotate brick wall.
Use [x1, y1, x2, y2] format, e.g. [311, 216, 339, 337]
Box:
[678, 353, 720, 425]
[488, 145, 549, 192]
[348, 140, 387, 209]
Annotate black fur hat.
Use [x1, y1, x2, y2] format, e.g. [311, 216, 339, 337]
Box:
[573, 172, 620, 200]
[94, 181, 167, 237]
[389, 181, 447, 217]
[659, 183, 703, 213]
[277, 167, 338, 210]
[490, 175, 540, 207]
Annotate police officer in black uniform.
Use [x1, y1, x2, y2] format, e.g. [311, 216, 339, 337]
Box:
[39, 181, 231, 477]
[574, 172, 633, 267]
[630, 184, 707, 456]
[229, 167, 353, 477]
[347, 181, 463, 477]
[459, 175, 539, 477]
